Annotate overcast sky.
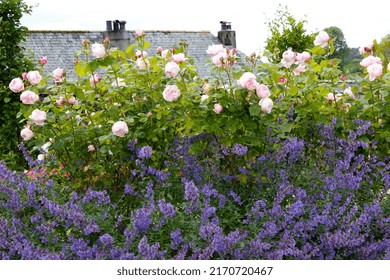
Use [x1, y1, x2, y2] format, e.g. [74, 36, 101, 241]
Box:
[21, 0, 390, 55]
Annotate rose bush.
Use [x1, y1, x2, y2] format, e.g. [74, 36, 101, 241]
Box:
[12, 30, 390, 189]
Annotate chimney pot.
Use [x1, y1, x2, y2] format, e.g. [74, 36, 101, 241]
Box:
[119, 20, 127, 31]
[113, 20, 119, 32]
[220, 21, 231, 31]
[106, 20, 112, 31]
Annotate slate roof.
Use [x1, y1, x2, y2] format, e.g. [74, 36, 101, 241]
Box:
[24, 30, 244, 78]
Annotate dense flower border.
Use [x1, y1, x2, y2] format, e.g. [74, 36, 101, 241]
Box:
[2, 30, 390, 259]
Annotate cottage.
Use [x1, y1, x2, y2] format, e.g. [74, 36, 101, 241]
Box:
[24, 21, 243, 78]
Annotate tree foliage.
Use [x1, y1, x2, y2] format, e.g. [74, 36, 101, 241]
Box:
[324, 26, 350, 71]
[0, 0, 34, 168]
[264, 5, 313, 62]
[378, 33, 390, 66]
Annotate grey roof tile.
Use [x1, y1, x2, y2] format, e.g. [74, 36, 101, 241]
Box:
[24, 30, 245, 78]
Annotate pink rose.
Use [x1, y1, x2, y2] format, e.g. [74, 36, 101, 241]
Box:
[314, 31, 330, 48]
[360, 56, 382, 68]
[172, 53, 186, 63]
[136, 58, 149, 70]
[295, 51, 311, 62]
[293, 65, 307, 76]
[237, 72, 257, 90]
[26, 71, 42, 85]
[56, 96, 65, 106]
[206, 44, 225, 56]
[53, 68, 65, 82]
[281, 50, 296, 68]
[67, 96, 78, 105]
[156, 46, 163, 53]
[29, 109, 46, 126]
[162, 85, 181, 102]
[279, 76, 287, 84]
[135, 30, 144, 38]
[343, 87, 355, 99]
[91, 43, 107, 58]
[112, 121, 129, 137]
[327, 92, 341, 102]
[165, 62, 180, 78]
[212, 51, 228, 67]
[367, 63, 383, 81]
[20, 127, 34, 141]
[259, 98, 273, 114]
[161, 49, 170, 60]
[87, 145, 95, 152]
[136, 50, 148, 58]
[9, 78, 24, 93]
[20, 90, 40, 104]
[90, 73, 102, 85]
[39, 56, 48, 65]
[213, 103, 223, 114]
[255, 84, 270, 99]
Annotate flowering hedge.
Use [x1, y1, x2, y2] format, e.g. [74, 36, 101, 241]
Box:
[2, 30, 390, 259]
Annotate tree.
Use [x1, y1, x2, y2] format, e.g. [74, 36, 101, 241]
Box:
[343, 47, 362, 75]
[264, 5, 313, 62]
[377, 33, 390, 67]
[0, 0, 34, 168]
[324, 26, 350, 71]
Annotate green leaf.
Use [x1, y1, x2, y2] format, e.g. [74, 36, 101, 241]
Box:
[75, 61, 87, 77]
[126, 44, 135, 57]
[143, 40, 150, 49]
[107, 105, 119, 118]
[249, 103, 261, 116]
[279, 123, 293, 133]
[289, 86, 298, 96]
[88, 60, 100, 73]
[87, 92, 96, 101]
[271, 71, 281, 84]
[98, 135, 112, 144]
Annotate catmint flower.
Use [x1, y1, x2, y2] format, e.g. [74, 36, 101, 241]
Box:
[232, 144, 248, 156]
[132, 207, 152, 234]
[136, 146, 153, 159]
[99, 234, 114, 247]
[158, 200, 176, 218]
[170, 229, 183, 250]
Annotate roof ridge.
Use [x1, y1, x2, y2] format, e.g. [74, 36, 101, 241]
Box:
[27, 30, 212, 34]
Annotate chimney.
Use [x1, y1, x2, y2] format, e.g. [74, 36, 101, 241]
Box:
[106, 20, 112, 31]
[218, 21, 236, 48]
[103, 20, 131, 51]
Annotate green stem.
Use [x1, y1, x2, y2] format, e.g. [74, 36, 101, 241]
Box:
[180, 71, 188, 93]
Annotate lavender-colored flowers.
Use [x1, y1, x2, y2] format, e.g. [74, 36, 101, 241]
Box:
[1, 119, 390, 260]
[132, 206, 153, 234]
[136, 146, 153, 159]
[231, 144, 248, 156]
[158, 199, 176, 218]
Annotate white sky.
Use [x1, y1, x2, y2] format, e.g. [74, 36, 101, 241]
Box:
[21, 0, 390, 55]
